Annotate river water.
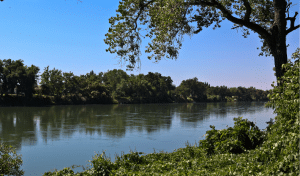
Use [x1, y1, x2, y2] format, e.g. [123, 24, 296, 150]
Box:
[0, 102, 276, 175]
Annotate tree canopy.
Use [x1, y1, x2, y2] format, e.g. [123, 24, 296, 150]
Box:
[104, 0, 299, 86]
[0, 59, 39, 99]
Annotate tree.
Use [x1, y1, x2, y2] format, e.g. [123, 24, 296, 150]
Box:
[0, 59, 26, 95]
[143, 72, 175, 102]
[121, 74, 151, 99]
[0, 60, 4, 95]
[104, 0, 299, 86]
[84, 71, 107, 99]
[73, 75, 88, 96]
[63, 72, 77, 95]
[49, 68, 64, 97]
[40, 66, 51, 95]
[103, 69, 129, 97]
[18, 65, 40, 99]
[176, 77, 208, 101]
[40, 66, 64, 97]
[218, 85, 228, 101]
[0, 59, 39, 98]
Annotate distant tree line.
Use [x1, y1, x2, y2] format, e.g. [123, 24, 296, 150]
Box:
[173, 77, 270, 102]
[0, 59, 270, 105]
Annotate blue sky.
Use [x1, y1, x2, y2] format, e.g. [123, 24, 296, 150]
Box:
[1, 0, 299, 90]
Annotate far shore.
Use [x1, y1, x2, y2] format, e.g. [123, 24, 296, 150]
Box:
[0, 94, 269, 107]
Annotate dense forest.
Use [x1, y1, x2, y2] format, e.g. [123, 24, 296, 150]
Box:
[0, 59, 269, 106]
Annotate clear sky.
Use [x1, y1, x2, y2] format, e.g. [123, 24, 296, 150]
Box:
[1, 0, 299, 91]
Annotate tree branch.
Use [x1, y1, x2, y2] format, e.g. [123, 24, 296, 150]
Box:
[286, 12, 299, 35]
[241, 0, 251, 21]
[133, 0, 155, 30]
[188, 0, 271, 39]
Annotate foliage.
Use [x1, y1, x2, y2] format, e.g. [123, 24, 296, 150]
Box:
[0, 59, 270, 106]
[63, 72, 78, 95]
[258, 47, 299, 175]
[103, 69, 129, 97]
[19, 65, 40, 99]
[104, 0, 299, 86]
[205, 86, 269, 102]
[175, 77, 209, 101]
[0, 141, 24, 175]
[40, 66, 64, 97]
[0, 59, 39, 99]
[144, 72, 175, 103]
[1, 59, 25, 95]
[199, 117, 265, 155]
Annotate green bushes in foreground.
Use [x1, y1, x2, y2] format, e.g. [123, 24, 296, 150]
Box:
[199, 117, 265, 155]
[41, 119, 266, 176]
[0, 142, 23, 175]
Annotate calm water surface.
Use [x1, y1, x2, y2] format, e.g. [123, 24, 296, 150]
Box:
[0, 102, 276, 175]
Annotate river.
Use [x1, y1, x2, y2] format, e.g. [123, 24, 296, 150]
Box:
[0, 101, 276, 175]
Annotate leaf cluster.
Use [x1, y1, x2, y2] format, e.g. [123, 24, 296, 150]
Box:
[199, 117, 265, 155]
[258, 47, 300, 174]
[0, 142, 24, 175]
[0, 59, 39, 99]
[175, 77, 209, 101]
[104, 0, 298, 69]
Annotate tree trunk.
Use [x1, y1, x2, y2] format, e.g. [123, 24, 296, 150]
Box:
[273, 48, 287, 87]
[270, 0, 288, 87]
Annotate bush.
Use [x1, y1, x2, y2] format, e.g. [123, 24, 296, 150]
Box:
[256, 48, 300, 175]
[0, 142, 24, 175]
[199, 117, 265, 155]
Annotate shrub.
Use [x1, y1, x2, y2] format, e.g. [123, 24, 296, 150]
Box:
[89, 152, 116, 175]
[0, 142, 24, 175]
[256, 48, 300, 175]
[199, 117, 265, 155]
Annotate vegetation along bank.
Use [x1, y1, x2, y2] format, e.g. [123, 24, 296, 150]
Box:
[0, 59, 269, 106]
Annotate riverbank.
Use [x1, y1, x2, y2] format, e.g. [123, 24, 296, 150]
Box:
[43, 111, 299, 176]
[0, 94, 268, 107]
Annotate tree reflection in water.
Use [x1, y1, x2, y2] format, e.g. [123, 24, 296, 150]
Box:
[0, 102, 269, 150]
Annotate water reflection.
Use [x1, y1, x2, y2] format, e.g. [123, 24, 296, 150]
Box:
[0, 102, 270, 150]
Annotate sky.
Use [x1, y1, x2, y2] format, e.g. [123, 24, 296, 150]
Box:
[0, 0, 299, 91]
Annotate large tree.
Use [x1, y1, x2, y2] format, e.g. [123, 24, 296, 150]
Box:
[176, 77, 209, 100]
[0, 59, 25, 95]
[18, 65, 40, 99]
[40, 66, 64, 97]
[104, 0, 299, 86]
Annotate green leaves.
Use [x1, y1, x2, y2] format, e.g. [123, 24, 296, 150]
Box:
[199, 117, 265, 155]
[0, 142, 24, 175]
[0, 59, 39, 98]
[104, 0, 192, 69]
[259, 48, 300, 174]
[40, 66, 64, 97]
[175, 77, 209, 101]
[105, 0, 291, 69]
